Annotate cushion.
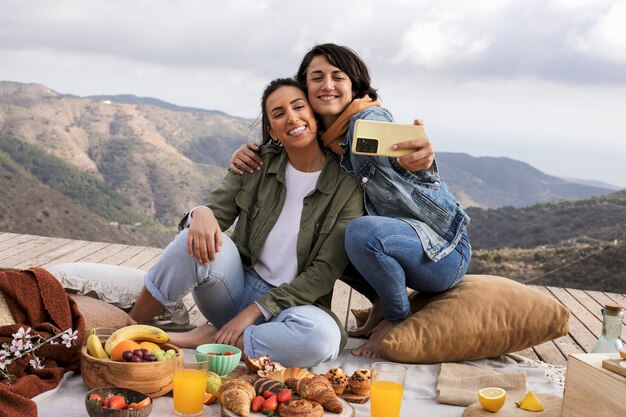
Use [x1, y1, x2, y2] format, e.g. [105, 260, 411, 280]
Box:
[70, 294, 135, 331]
[47, 262, 146, 309]
[381, 274, 570, 363]
[46, 262, 191, 327]
[0, 290, 16, 326]
[2, 288, 133, 335]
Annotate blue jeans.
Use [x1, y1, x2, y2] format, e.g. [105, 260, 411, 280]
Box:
[343, 216, 471, 323]
[144, 229, 341, 367]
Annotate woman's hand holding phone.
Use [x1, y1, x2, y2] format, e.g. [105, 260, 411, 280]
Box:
[393, 119, 435, 172]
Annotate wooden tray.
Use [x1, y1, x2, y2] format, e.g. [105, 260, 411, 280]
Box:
[602, 358, 626, 377]
[221, 397, 354, 417]
[462, 393, 561, 417]
[339, 387, 369, 404]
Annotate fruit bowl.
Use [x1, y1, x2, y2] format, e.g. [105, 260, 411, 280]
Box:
[81, 342, 183, 398]
[85, 387, 152, 417]
[195, 343, 241, 377]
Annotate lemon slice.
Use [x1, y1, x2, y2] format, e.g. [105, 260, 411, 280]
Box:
[516, 391, 544, 412]
[478, 387, 506, 412]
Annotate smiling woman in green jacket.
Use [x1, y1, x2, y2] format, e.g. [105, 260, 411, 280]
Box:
[129, 78, 363, 367]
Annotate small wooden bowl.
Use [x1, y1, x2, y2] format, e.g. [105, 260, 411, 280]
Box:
[81, 343, 183, 398]
[85, 387, 152, 417]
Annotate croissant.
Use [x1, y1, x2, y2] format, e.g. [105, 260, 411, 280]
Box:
[287, 375, 343, 414]
[265, 367, 316, 383]
[218, 379, 256, 417]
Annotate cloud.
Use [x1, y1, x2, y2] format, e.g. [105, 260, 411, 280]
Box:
[395, 21, 491, 69]
[1, 0, 625, 186]
[572, 0, 626, 64]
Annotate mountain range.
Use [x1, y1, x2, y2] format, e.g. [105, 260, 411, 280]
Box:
[0, 80, 621, 249]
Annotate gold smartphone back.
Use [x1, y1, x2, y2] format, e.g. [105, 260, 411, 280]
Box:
[352, 120, 424, 157]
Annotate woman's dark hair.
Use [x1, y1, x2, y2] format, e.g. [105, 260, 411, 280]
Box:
[295, 43, 378, 101]
[260, 78, 308, 146]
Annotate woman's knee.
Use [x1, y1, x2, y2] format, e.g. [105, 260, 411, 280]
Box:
[248, 306, 340, 367]
[345, 217, 381, 257]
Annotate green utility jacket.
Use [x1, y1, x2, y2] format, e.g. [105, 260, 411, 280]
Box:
[203, 144, 363, 349]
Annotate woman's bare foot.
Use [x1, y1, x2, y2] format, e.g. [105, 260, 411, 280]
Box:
[351, 320, 397, 358]
[169, 324, 218, 348]
[348, 298, 385, 338]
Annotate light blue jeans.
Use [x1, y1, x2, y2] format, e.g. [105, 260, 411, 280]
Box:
[144, 229, 341, 367]
[343, 216, 471, 323]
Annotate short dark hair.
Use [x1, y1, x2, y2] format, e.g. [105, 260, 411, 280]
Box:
[260, 78, 308, 146]
[295, 43, 378, 101]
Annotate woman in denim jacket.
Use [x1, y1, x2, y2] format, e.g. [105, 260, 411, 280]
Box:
[129, 79, 363, 367]
[230, 44, 471, 358]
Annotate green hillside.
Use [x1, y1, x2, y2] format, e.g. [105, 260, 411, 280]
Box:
[466, 190, 626, 250]
[0, 134, 161, 228]
[466, 191, 626, 292]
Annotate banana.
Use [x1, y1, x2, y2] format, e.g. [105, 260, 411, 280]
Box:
[104, 324, 170, 355]
[87, 328, 109, 359]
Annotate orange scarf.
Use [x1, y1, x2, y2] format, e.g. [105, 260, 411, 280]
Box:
[320, 96, 380, 157]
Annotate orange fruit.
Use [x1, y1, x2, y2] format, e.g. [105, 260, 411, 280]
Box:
[111, 339, 142, 361]
[204, 392, 216, 405]
[138, 341, 161, 352]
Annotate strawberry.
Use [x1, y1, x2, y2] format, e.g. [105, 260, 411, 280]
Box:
[261, 395, 278, 413]
[107, 395, 127, 410]
[251, 395, 265, 412]
[101, 398, 110, 408]
[263, 389, 275, 399]
[87, 393, 104, 406]
[276, 388, 292, 403]
[223, 350, 234, 356]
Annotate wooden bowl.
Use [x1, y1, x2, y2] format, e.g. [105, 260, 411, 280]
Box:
[81, 343, 183, 398]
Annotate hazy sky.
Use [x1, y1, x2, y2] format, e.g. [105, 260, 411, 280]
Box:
[2, 0, 625, 187]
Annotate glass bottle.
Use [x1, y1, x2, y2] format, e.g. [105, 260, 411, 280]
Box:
[591, 304, 624, 353]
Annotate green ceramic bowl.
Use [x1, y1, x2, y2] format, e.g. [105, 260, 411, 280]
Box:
[195, 343, 242, 377]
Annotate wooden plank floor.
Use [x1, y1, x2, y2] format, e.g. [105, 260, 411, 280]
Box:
[2, 232, 624, 367]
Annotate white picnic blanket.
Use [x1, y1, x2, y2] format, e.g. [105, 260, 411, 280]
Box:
[33, 338, 565, 417]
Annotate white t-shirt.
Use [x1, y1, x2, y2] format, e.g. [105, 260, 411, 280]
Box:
[253, 162, 321, 287]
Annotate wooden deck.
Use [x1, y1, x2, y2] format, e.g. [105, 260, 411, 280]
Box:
[2, 231, 624, 367]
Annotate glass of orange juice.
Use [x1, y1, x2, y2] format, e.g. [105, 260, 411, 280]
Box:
[173, 352, 209, 416]
[370, 362, 406, 417]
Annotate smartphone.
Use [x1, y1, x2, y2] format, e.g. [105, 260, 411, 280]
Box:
[352, 120, 424, 157]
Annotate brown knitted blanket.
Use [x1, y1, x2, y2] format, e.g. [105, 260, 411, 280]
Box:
[0, 268, 85, 417]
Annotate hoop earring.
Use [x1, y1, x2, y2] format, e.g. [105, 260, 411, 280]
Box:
[270, 138, 283, 147]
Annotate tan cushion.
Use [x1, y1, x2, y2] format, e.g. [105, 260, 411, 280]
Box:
[381, 275, 570, 363]
[70, 294, 135, 332]
[0, 291, 16, 326]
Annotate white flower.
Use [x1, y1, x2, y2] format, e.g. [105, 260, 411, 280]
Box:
[29, 356, 44, 370]
[9, 346, 23, 359]
[11, 327, 34, 352]
[2, 326, 76, 384]
[61, 330, 78, 348]
[0, 349, 11, 371]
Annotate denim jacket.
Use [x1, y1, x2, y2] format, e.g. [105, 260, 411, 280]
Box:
[340, 106, 470, 261]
